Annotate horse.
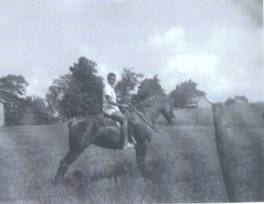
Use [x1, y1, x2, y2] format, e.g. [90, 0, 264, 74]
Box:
[53, 106, 153, 185]
[53, 94, 174, 185]
[135, 94, 175, 126]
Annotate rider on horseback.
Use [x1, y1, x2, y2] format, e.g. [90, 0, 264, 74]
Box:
[103, 72, 135, 149]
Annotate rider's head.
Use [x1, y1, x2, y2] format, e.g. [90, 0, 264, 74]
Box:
[107, 72, 116, 87]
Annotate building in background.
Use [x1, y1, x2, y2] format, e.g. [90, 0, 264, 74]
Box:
[0, 98, 5, 127]
[185, 96, 211, 109]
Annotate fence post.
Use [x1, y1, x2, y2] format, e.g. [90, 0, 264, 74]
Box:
[212, 103, 232, 201]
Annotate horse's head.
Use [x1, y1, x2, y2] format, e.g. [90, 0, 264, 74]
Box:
[160, 100, 174, 125]
[133, 94, 175, 126]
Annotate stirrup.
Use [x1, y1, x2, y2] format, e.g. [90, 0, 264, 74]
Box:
[130, 136, 137, 146]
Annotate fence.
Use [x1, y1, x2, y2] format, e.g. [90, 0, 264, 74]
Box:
[172, 103, 264, 128]
[212, 103, 264, 202]
[170, 103, 264, 201]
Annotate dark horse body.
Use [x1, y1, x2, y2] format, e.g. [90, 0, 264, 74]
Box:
[54, 95, 173, 185]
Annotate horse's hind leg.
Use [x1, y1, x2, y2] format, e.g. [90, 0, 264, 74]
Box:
[53, 148, 83, 185]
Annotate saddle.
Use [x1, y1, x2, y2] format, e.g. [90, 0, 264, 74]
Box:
[101, 113, 120, 127]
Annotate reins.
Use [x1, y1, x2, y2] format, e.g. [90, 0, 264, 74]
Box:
[128, 105, 160, 133]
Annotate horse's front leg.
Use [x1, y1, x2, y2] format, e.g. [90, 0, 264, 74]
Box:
[135, 143, 147, 176]
[128, 122, 136, 145]
[53, 148, 83, 185]
[53, 122, 93, 185]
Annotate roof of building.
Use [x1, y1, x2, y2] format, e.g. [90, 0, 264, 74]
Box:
[0, 98, 6, 104]
[185, 96, 211, 108]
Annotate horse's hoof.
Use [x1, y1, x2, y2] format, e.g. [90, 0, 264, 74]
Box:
[53, 174, 64, 186]
[138, 167, 151, 178]
[72, 170, 85, 179]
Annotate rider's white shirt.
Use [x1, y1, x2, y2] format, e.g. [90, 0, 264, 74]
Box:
[103, 83, 120, 115]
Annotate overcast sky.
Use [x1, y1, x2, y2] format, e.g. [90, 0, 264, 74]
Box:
[0, 0, 263, 102]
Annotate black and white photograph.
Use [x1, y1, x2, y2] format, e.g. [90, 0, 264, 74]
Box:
[0, 0, 263, 203]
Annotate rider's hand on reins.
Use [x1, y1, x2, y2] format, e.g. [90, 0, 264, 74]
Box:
[118, 104, 130, 113]
[119, 104, 128, 109]
[123, 104, 129, 109]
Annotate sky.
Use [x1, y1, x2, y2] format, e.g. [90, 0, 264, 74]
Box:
[0, 0, 263, 102]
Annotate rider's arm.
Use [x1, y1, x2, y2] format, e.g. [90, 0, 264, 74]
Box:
[106, 95, 126, 108]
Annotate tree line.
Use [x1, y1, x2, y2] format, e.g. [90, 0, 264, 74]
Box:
[0, 56, 247, 126]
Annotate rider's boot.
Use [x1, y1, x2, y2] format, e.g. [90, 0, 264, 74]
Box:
[129, 136, 137, 146]
[124, 142, 134, 149]
[122, 120, 135, 149]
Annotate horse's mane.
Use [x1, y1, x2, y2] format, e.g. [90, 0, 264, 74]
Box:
[135, 94, 169, 110]
[130, 109, 154, 135]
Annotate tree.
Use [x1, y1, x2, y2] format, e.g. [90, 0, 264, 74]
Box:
[169, 79, 205, 108]
[132, 75, 165, 103]
[115, 68, 143, 103]
[46, 57, 103, 119]
[24, 96, 57, 125]
[225, 97, 236, 105]
[46, 74, 72, 118]
[0, 74, 29, 126]
[234, 95, 249, 103]
[225, 95, 249, 105]
[0, 74, 28, 96]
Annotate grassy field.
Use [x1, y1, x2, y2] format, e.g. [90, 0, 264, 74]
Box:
[0, 103, 263, 203]
[0, 123, 230, 203]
